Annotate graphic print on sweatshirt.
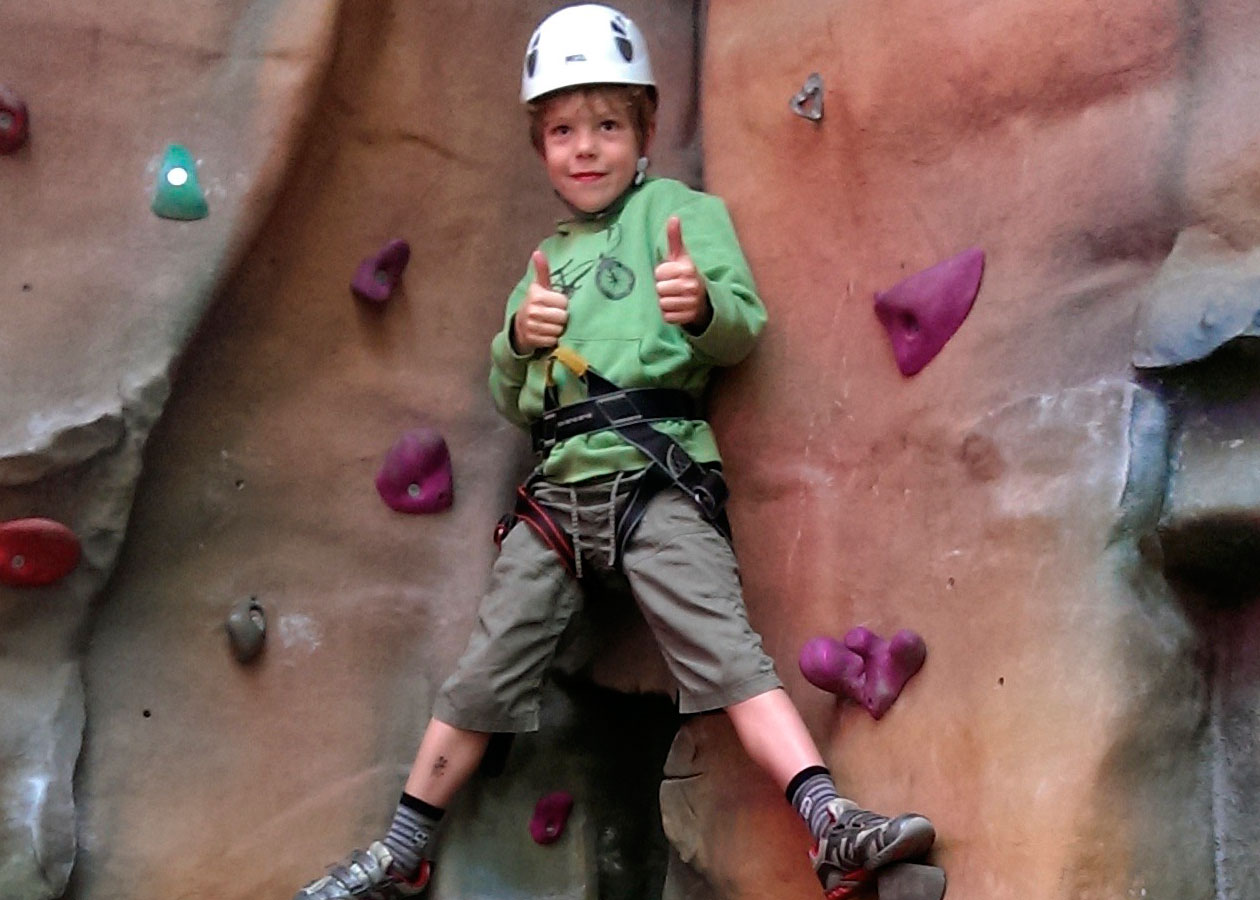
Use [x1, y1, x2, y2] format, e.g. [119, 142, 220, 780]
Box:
[549, 223, 636, 301]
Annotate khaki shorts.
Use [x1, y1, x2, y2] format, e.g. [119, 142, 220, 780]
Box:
[433, 472, 782, 732]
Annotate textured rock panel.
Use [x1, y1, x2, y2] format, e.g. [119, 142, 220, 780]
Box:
[0, 662, 83, 900]
[67, 3, 702, 900]
[0, 2, 341, 898]
[695, 0, 1260, 895]
[1134, 228, 1260, 369]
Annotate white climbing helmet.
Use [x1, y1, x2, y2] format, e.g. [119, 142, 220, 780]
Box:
[521, 4, 655, 103]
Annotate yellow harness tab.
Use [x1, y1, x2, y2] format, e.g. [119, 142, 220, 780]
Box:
[549, 346, 589, 378]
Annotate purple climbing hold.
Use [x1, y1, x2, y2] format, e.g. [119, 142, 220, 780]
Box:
[874, 247, 985, 376]
[0, 84, 30, 154]
[843, 626, 928, 720]
[799, 635, 865, 698]
[801, 628, 928, 719]
[352, 238, 411, 303]
[375, 427, 453, 514]
[529, 790, 574, 845]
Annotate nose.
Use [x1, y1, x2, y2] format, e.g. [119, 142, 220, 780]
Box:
[574, 126, 596, 156]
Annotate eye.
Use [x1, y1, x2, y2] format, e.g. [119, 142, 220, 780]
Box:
[549, 123, 571, 138]
[600, 118, 622, 132]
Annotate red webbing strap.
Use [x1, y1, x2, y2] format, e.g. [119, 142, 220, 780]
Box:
[493, 484, 577, 578]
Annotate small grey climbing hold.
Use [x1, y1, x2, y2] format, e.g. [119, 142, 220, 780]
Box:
[790, 72, 824, 122]
[225, 597, 266, 663]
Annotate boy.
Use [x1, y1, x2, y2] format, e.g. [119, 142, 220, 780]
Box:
[294, 5, 935, 899]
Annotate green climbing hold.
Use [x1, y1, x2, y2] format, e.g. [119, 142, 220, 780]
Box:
[151, 143, 208, 220]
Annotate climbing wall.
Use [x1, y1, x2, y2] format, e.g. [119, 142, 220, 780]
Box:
[0, 2, 701, 900]
[671, 1, 1260, 897]
[5, 1, 1260, 900]
[0, 3, 341, 898]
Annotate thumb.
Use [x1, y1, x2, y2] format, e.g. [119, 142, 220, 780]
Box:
[532, 250, 551, 289]
[666, 216, 686, 261]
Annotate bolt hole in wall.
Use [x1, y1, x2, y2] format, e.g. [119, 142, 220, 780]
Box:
[1145, 340, 1260, 898]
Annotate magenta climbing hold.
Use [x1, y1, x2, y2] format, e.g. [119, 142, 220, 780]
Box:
[874, 247, 984, 376]
[529, 790, 574, 845]
[0, 518, 81, 587]
[375, 427, 453, 514]
[799, 635, 865, 698]
[843, 626, 928, 720]
[352, 238, 411, 303]
[800, 628, 927, 719]
[0, 84, 30, 154]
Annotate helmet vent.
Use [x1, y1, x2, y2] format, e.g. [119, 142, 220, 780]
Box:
[611, 16, 634, 61]
[526, 33, 540, 77]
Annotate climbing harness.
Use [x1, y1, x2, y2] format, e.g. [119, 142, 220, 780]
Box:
[495, 347, 731, 576]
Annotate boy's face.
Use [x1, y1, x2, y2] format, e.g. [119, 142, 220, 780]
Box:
[540, 91, 644, 214]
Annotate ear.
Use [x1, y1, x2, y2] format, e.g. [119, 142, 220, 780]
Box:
[641, 120, 657, 156]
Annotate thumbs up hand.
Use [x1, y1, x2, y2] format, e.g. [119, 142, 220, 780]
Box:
[655, 216, 712, 331]
[513, 250, 570, 352]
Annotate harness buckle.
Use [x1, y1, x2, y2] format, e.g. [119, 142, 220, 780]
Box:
[691, 484, 718, 518]
[593, 391, 644, 427]
[536, 416, 558, 452]
[692, 470, 729, 519]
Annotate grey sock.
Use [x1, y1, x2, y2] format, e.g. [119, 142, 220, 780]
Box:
[787, 767, 852, 842]
[382, 795, 443, 878]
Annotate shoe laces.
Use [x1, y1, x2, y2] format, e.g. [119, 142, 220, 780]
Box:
[834, 808, 890, 834]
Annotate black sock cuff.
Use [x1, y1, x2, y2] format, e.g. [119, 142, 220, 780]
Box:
[785, 765, 832, 804]
[399, 792, 446, 821]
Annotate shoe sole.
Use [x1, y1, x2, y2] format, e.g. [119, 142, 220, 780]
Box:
[827, 862, 946, 900]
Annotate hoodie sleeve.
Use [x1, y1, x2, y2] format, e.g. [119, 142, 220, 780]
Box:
[488, 262, 538, 429]
[656, 191, 767, 367]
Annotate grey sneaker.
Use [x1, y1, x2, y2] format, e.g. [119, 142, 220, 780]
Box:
[809, 800, 935, 898]
[293, 841, 430, 900]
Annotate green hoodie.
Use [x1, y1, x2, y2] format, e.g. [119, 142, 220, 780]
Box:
[489, 177, 767, 483]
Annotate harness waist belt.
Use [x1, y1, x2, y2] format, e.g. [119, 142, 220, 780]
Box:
[530, 387, 698, 454]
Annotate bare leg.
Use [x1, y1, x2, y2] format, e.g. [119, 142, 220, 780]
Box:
[726, 688, 825, 791]
[403, 718, 492, 808]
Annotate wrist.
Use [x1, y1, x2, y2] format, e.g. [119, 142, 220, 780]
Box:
[684, 298, 714, 336]
[509, 315, 526, 354]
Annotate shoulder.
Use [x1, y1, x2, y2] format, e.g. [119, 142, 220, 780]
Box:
[634, 177, 714, 208]
[626, 178, 730, 231]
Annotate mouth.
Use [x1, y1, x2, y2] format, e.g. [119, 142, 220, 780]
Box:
[571, 172, 605, 183]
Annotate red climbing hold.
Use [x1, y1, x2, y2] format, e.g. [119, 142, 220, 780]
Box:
[529, 790, 574, 845]
[874, 247, 985, 376]
[0, 518, 81, 587]
[352, 238, 411, 304]
[0, 84, 30, 154]
[375, 427, 453, 514]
